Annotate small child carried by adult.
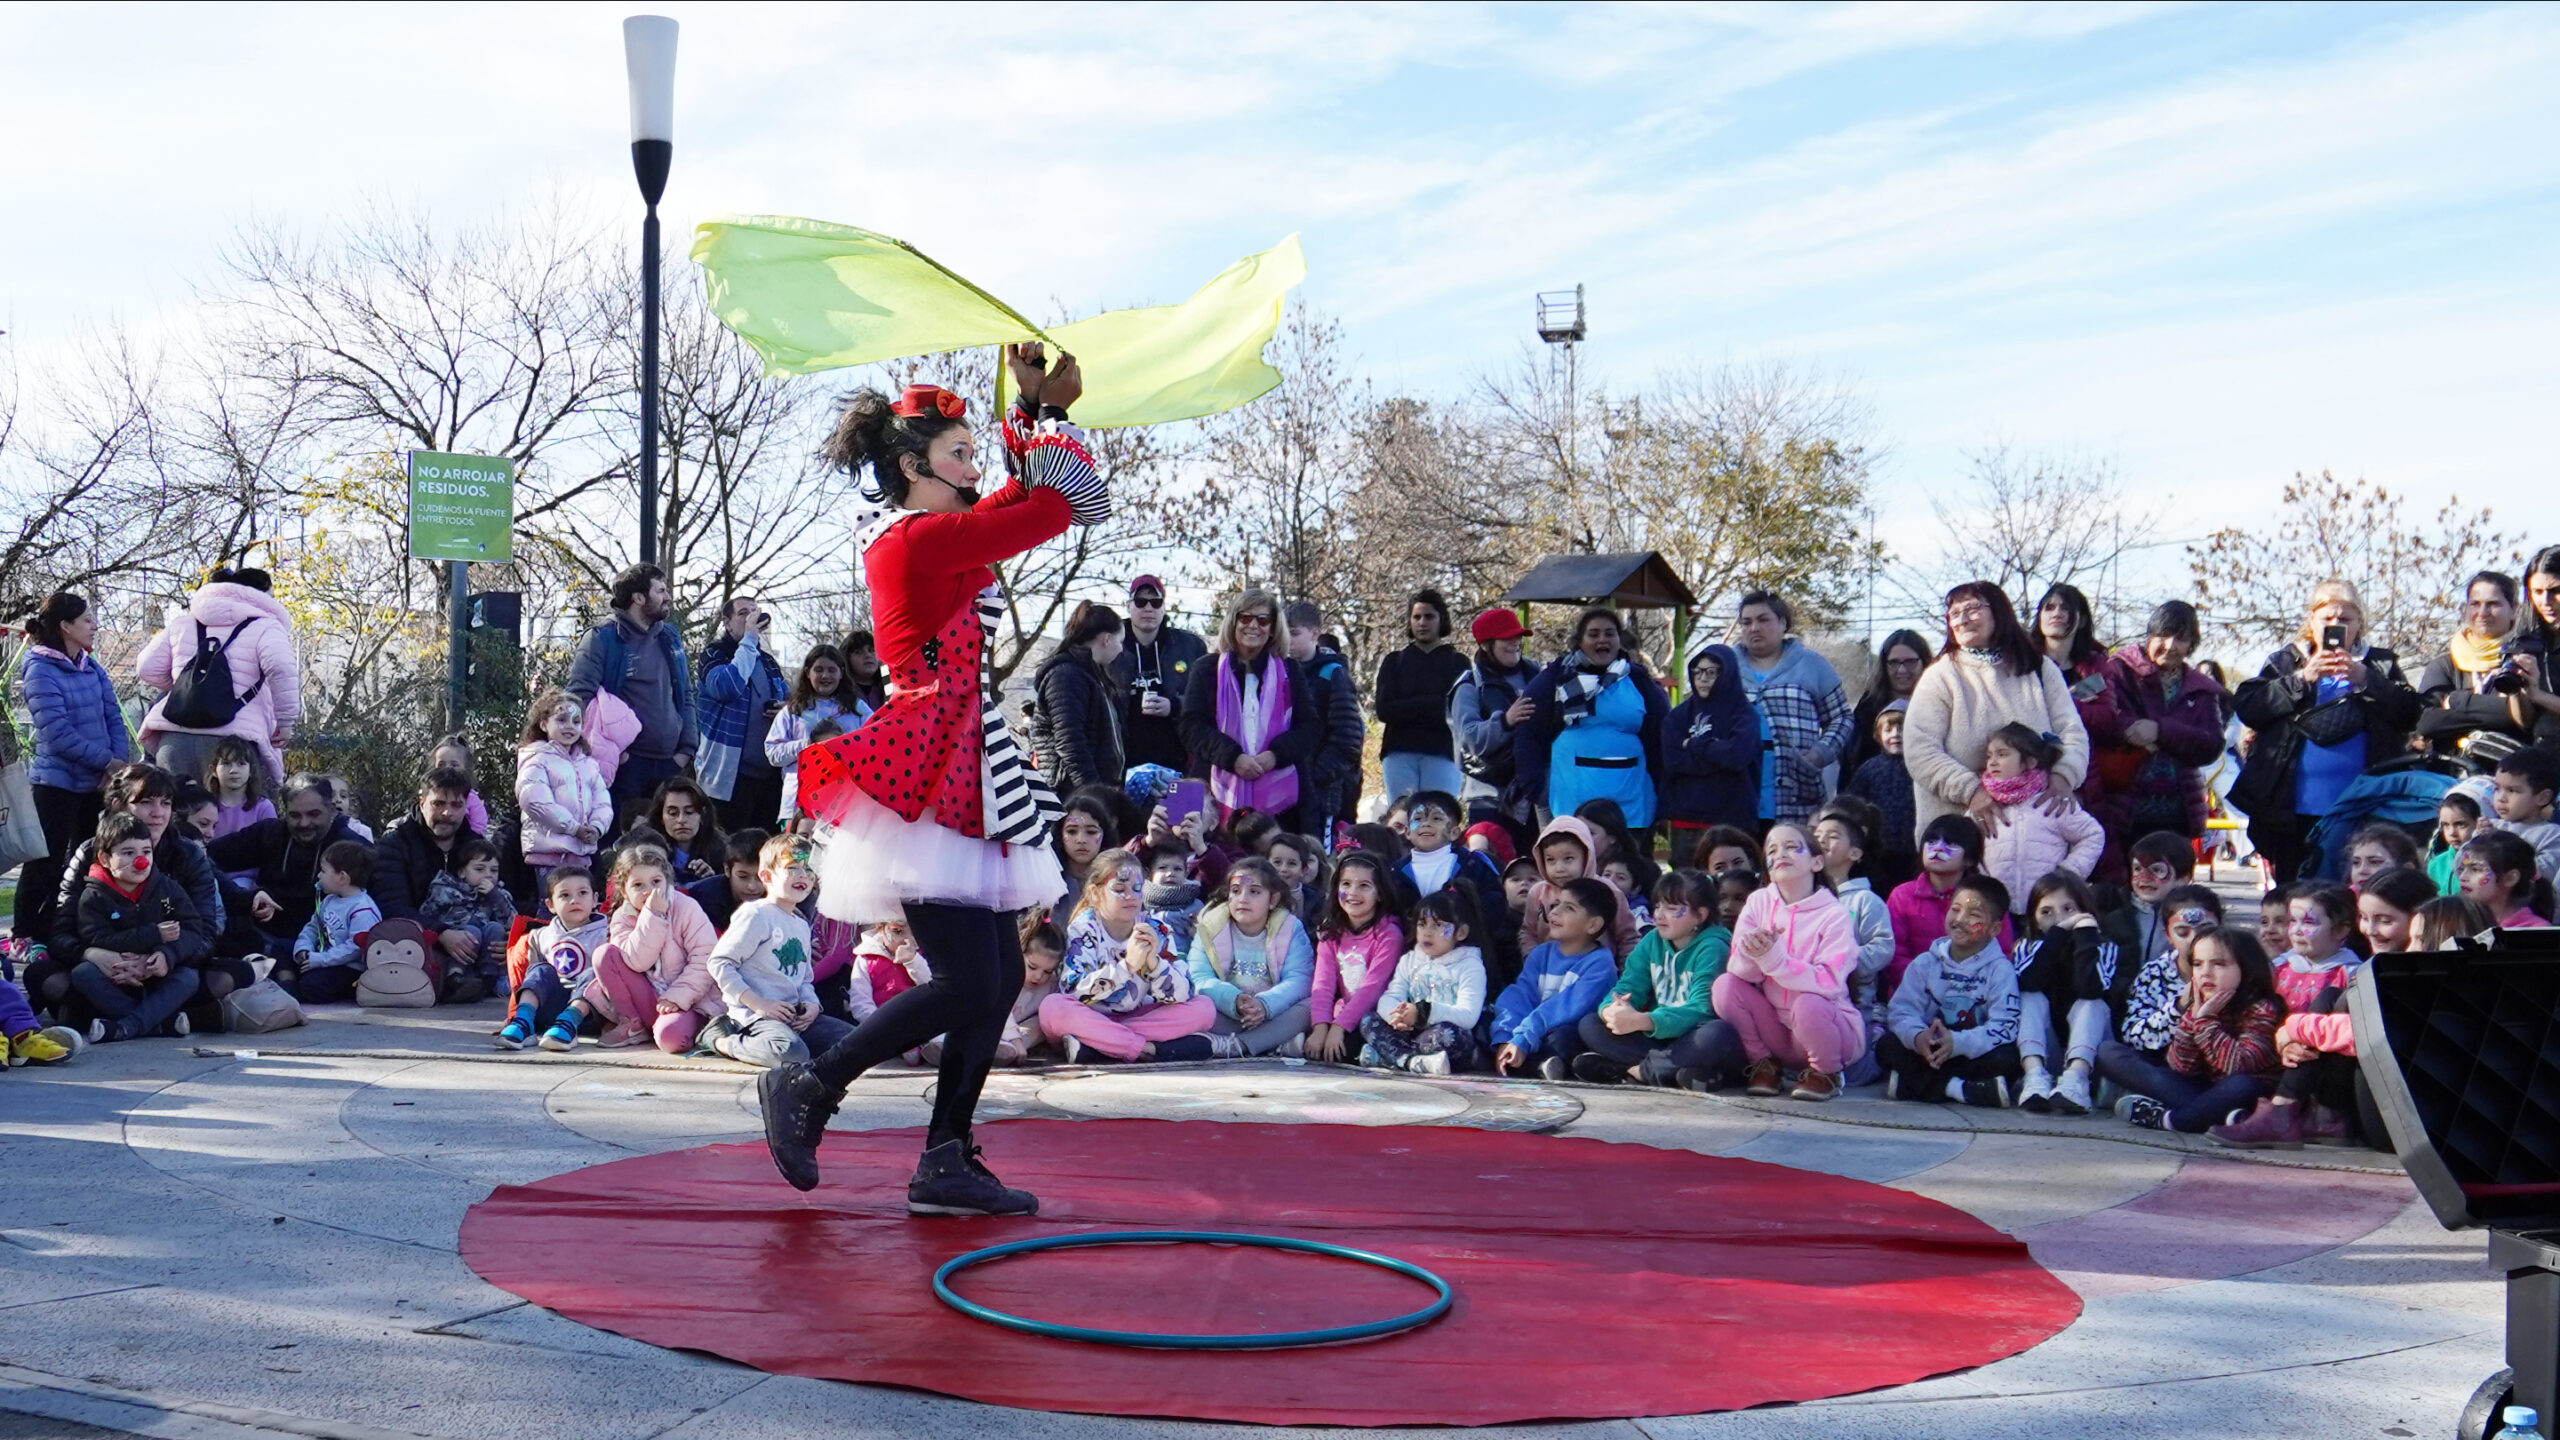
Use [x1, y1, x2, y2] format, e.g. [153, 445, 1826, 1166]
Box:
[1975, 723, 2103, 917]
[418, 836, 520, 997]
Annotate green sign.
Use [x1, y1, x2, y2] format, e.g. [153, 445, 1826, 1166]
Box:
[407, 451, 514, 563]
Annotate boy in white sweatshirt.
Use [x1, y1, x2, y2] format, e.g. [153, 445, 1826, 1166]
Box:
[706, 835, 856, 1069]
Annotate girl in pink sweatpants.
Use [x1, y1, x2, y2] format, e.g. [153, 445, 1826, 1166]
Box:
[1038, 849, 1217, 1062]
[585, 847, 723, 1053]
[1710, 822, 1867, 1101]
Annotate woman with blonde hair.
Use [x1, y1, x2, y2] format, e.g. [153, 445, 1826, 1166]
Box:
[2231, 578, 2421, 883]
[1177, 589, 1325, 832]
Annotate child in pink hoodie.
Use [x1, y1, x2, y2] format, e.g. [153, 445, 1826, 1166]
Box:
[1886, 813, 2013, 996]
[586, 845, 722, 1053]
[1976, 723, 2104, 918]
[1710, 822, 1866, 1101]
[1308, 852, 1407, 1063]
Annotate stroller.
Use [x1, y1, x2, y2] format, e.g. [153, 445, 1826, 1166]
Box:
[2296, 752, 2467, 883]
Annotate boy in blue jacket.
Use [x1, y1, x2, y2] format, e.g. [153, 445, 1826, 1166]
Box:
[1490, 876, 1619, 1081]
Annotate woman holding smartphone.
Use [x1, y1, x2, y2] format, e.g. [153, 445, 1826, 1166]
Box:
[2229, 579, 2420, 884]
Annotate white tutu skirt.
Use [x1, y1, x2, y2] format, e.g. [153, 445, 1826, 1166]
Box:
[813, 786, 1065, 924]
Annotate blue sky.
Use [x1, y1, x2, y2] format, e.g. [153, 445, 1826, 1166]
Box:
[4, 2, 2554, 593]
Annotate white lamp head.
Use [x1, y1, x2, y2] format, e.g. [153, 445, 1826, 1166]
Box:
[623, 16, 679, 145]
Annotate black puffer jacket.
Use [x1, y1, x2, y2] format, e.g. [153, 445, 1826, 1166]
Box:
[52, 830, 226, 963]
[1034, 647, 1127, 798]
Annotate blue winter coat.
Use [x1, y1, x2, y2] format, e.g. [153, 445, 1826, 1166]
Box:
[19, 646, 132, 794]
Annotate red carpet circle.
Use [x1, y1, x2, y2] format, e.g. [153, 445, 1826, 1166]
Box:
[459, 1119, 2079, 1426]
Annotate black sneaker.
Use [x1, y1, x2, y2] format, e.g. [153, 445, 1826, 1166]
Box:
[908, 1139, 1039, 1217]
[757, 1063, 839, 1192]
[694, 1014, 740, 1057]
[1536, 1054, 1571, 1081]
[1569, 1052, 1625, 1085]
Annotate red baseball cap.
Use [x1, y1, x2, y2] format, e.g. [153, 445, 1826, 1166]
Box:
[1470, 609, 1529, 643]
[1128, 574, 1166, 599]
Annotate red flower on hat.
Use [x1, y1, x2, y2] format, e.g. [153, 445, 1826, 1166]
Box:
[891, 384, 966, 420]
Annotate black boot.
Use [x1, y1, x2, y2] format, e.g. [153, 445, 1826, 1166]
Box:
[907, 1139, 1039, 1217]
[758, 1063, 839, 1192]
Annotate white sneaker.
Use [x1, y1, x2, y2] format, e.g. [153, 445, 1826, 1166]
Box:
[1061, 1036, 1083, 1065]
[2052, 1068, 2094, 1116]
[1408, 1052, 1450, 1077]
[87, 1018, 110, 1045]
[1277, 1034, 1306, 1059]
[1209, 1031, 1246, 1060]
[170, 1011, 191, 1039]
[2017, 1069, 2056, 1112]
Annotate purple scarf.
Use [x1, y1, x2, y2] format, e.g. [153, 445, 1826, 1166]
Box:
[1210, 651, 1297, 816]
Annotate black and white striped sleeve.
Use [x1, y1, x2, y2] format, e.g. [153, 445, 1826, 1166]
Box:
[1025, 420, 1110, 526]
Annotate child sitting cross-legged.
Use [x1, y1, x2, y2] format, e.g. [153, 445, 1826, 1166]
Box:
[72, 812, 211, 1042]
[1880, 873, 2023, 1107]
[1040, 847, 1217, 1064]
[1571, 868, 1740, 1089]
[2113, 925, 2282, 1134]
[1886, 814, 2013, 996]
[1516, 817, 1639, 966]
[583, 844, 723, 1054]
[281, 840, 383, 1004]
[1186, 856, 1316, 1059]
[1712, 823, 1866, 1102]
[496, 864, 612, 1052]
[701, 835, 854, 1069]
[1490, 875, 1619, 1081]
[1359, 886, 1489, 1076]
[2094, 883, 2222, 1098]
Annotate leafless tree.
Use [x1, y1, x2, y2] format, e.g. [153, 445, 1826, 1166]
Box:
[2189, 470, 2520, 658]
[1897, 442, 2161, 635]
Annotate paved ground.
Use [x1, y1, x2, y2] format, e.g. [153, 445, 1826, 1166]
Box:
[0, 997, 2506, 1440]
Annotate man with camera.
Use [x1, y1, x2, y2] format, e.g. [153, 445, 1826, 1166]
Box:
[1109, 574, 1208, 776]
[698, 594, 793, 835]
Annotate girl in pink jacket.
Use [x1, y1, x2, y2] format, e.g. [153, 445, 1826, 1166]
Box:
[1977, 723, 2105, 917]
[516, 691, 615, 871]
[1307, 852, 1407, 1063]
[586, 846, 722, 1052]
[1710, 822, 1866, 1101]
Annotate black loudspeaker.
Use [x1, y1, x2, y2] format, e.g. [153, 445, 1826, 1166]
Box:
[2353, 929, 2560, 1440]
[470, 591, 522, 646]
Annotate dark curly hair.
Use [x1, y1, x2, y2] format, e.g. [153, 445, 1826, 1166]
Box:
[821, 388, 971, 506]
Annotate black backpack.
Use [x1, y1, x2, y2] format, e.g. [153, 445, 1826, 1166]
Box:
[162, 617, 265, 729]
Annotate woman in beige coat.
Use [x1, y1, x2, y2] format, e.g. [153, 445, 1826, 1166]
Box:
[1902, 582, 2091, 846]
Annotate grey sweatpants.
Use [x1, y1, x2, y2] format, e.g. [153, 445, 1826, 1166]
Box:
[716, 1013, 857, 1069]
[1211, 1000, 1312, 1055]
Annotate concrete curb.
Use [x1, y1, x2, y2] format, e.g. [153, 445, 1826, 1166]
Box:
[0, 1363, 441, 1440]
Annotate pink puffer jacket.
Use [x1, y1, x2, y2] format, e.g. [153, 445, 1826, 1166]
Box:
[601, 888, 721, 1014]
[135, 582, 303, 782]
[516, 740, 613, 857]
[1981, 795, 2106, 917]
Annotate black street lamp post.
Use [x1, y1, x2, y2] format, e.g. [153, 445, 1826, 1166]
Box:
[623, 15, 678, 571]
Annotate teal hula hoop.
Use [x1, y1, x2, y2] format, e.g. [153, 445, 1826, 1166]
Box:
[931, 1230, 1454, 1350]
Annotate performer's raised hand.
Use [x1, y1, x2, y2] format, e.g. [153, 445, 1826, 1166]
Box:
[1041, 351, 1083, 411]
[1005, 342, 1049, 404]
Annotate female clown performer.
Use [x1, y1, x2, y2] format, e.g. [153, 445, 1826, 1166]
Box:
[758, 345, 1106, 1215]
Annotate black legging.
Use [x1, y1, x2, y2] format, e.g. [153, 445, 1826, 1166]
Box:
[811, 901, 1024, 1150]
[11, 782, 102, 946]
